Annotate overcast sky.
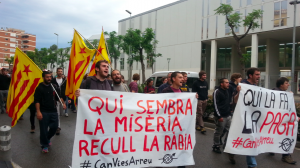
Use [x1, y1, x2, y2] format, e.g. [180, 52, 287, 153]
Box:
[0, 0, 178, 49]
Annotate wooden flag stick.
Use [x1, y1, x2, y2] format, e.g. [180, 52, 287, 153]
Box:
[74, 29, 112, 67]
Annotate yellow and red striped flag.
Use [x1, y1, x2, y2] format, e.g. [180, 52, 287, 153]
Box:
[66, 30, 95, 100]
[88, 30, 110, 76]
[7, 48, 43, 127]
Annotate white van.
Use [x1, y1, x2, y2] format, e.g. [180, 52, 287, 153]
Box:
[147, 71, 199, 91]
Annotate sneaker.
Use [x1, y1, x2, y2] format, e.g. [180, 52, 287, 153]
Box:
[42, 147, 49, 153]
[200, 128, 206, 134]
[65, 113, 68, 117]
[30, 129, 35, 133]
[56, 127, 61, 135]
[282, 155, 296, 164]
[196, 126, 201, 131]
[228, 154, 236, 164]
[212, 145, 222, 153]
[48, 140, 52, 146]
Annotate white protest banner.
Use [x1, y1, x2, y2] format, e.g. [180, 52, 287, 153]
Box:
[72, 89, 197, 168]
[224, 83, 298, 155]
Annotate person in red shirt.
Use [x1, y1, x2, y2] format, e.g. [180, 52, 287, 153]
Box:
[144, 78, 155, 94]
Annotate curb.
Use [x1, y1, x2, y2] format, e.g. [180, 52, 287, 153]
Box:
[203, 122, 300, 148]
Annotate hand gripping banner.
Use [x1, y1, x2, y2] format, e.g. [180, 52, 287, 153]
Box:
[224, 83, 299, 155]
[72, 90, 197, 168]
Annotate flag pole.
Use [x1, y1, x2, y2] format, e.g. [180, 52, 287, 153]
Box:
[50, 83, 64, 106]
[74, 29, 112, 67]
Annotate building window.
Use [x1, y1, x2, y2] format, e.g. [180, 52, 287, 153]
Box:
[274, 0, 287, 27]
[261, 6, 264, 29]
[16, 35, 19, 38]
[10, 49, 16, 52]
[225, 23, 230, 35]
[5, 33, 8, 35]
[207, 18, 209, 39]
[120, 58, 124, 70]
[5, 38, 8, 41]
[216, 16, 218, 37]
[5, 44, 7, 46]
[247, 0, 252, 5]
[226, 0, 231, 5]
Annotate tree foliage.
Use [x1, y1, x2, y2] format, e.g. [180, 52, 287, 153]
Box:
[4, 56, 14, 65]
[215, 4, 263, 76]
[105, 31, 123, 69]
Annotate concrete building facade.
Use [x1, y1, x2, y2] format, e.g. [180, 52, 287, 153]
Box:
[0, 27, 36, 68]
[117, 0, 300, 91]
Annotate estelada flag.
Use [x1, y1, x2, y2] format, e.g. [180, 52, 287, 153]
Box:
[66, 30, 95, 100]
[88, 30, 110, 76]
[7, 48, 43, 127]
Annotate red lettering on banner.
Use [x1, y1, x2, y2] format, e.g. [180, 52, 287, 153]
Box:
[168, 99, 176, 115]
[287, 112, 296, 136]
[178, 134, 184, 150]
[91, 139, 99, 156]
[187, 134, 193, 149]
[143, 135, 150, 151]
[94, 118, 104, 135]
[120, 95, 123, 114]
[260, 111, 274, 133]
[106, 98, 117, 113]
[145, 115, 155, 132]
[171, 133, 177, 150]
[101, 138, 109, 155]
[137, 100, 146, 114]
[177, 99, 184, 114]
[185, 99, 192, 115]
[111, 137, 121, 154]
[130, 136, 136, 152]
[278, 113, 289, 135]
[134, 116, 143, 132]
[115, 117, 127, 132]
[157, 117, 166, 132]
[84, 119, 93, 135]
[79, 140, 89, 157]
[88, 97, 104, 116]
[172, 116, 182, 131]
[122, 136, 128, 153]
[164, 135, 171, 151]
[150, 136, 159, 151]
[269, 113, 281, 134]
[146, 100, 155, 114]
[156, 100, 167, 114]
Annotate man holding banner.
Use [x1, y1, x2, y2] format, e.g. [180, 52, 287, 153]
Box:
[225, 68, 299, 168]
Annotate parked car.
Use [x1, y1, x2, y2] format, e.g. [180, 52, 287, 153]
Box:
[146, 71, 199, 91]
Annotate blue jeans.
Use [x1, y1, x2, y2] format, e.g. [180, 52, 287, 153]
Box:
[65, 97, 68, 114]
[246, 156, 257, 167]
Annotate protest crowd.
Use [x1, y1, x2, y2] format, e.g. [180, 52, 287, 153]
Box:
[0, 30, 299, 168]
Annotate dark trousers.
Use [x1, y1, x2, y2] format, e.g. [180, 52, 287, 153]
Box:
[39, 112, 58, 148]
[30, 109, 36, 130]
[69, 99, 76, 111]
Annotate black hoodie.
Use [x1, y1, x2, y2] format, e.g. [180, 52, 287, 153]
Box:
[213, 86, 231, 119]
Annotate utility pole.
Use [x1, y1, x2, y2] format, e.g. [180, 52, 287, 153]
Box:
[54, 33, 59, 71]
[289, 0, 300, 93]
[126, 10, 132, 84]
[167, 58, 171, 71]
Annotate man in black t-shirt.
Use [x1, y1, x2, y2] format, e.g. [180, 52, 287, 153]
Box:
[34, 71, 66, 153]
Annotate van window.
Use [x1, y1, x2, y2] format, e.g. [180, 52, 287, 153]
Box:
[186, 77, 198, 88]
[155, 77, 163, 87]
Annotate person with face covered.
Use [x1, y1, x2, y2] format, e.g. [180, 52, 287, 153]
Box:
[75, 60, 113, 97]
[111, 70, 129, 92]
[34, 71, 66, 153]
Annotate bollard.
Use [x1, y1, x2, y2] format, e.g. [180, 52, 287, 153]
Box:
[0, 125, 12, 162]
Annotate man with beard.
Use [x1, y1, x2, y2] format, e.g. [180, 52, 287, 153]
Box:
[75, 60, 113, 97]
[34, 71, 66, 153]
[234, 68, 261, 168]
[111, 70, 129, 92]
[212, 78, 231, 154]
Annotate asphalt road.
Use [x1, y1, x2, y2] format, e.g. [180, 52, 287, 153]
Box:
[0, 109, 300, 168]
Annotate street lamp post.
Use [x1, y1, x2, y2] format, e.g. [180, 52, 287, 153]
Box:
[54, 33, 59, 70]
[167, 58, 171, 71]
[125, 10, 132, 84]
[290, 0, 300, 93]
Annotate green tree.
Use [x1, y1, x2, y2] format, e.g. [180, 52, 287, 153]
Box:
[47, 44, 59, 71]
[122, 28, 158, 83]
[27, 48, 48, 69]
[215, 4, 263, 76]
[5, 56, 14, 69]
[57, 48, 70, 69]
[104, 31, 123, 70]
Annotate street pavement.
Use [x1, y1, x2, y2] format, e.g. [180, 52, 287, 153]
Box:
[0, 109, 300, 168]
